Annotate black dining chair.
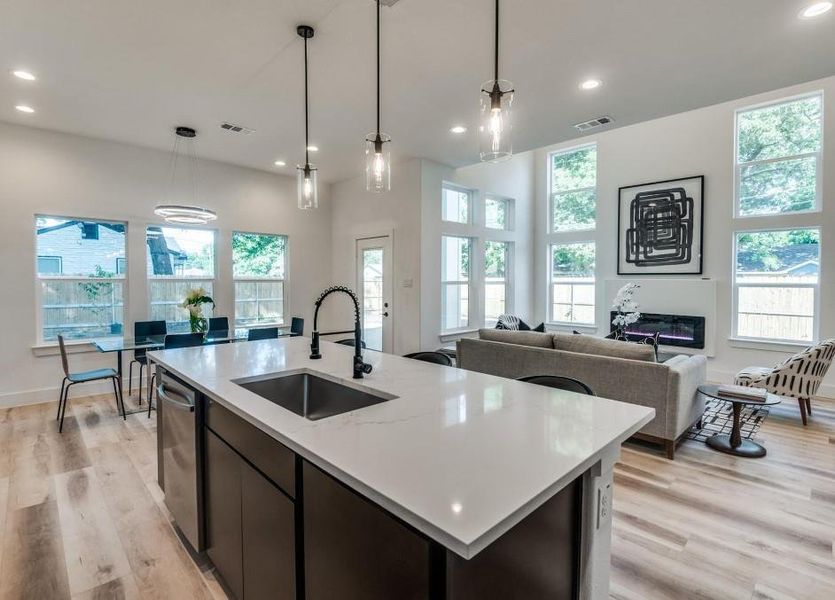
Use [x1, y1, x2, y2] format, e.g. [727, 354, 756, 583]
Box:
[56, 334, 126, 433]
[147, 332, 205, 417]
[208, 317, 229, 334]
[403, 351, 453, 366]
[128, 319, 166, 402]
[248, 327, 279, 341]
[336, 338, 366, 348]
[290, 317, 304, 337]
[517, 375, 595, 395]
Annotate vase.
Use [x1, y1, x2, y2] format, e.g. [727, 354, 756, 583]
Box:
[190, 312, 207, 334]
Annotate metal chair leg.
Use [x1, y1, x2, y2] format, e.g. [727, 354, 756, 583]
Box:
[138, 362, 145, 405]
[112, 377, 126, 420]
[59, 382, 74, 433]
[128, 361, 134, 396]
[56, 377, 67, 421]
[147, 373, 155, 418]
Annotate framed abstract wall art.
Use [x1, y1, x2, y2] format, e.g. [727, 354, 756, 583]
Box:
[617, 175, 704, 275]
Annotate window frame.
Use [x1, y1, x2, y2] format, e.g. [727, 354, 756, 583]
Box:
[548, 142, 598, 234]
[547, 240, 597, 328]
[484, 194, 514, 231]
[440, 235, 474, 333]
[733, 91, 824, 219]
[146, 223, 217, 333]
[483, 240, 513, 327]
[34, 215, 128, 344]
[441, 182, 474, 225]
[232, 230, 289, 329]
[731, 226, 821, 345]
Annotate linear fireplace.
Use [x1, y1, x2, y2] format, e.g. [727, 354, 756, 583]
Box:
[609, 311, 705, 349]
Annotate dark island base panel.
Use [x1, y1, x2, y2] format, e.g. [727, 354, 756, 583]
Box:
[203, 399, 581, 600]
[304, 461, 581, 600]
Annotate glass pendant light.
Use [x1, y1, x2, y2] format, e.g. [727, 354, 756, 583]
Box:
[365, 0, 391, 192]
[479, 0, 514, 162]
[154, 126, 218, 224]
[297, 25, 318, 209]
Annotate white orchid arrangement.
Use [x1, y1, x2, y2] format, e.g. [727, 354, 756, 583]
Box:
[181, 287, 214, 333]
[611, 283, 641, 330]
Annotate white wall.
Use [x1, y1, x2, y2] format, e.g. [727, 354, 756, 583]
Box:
[0, 121, 332, 406]
[330, 158, 426, 355]
[556, 76, 835, 393]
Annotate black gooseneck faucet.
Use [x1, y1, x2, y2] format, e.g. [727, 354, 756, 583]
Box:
[309, 286, 373, 379]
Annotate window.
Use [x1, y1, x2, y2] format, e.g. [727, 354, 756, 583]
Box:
[733, 228, 820, 343]
[441, 236, 471, 330]
[442, 184, 471, 224]
[147, 226, 215, 333]
[550, 145, 597, 232]
[36, 217, 125, 342]
[484, 241, 509, 327]
[735, 94, 822, 217]
[233, 232, 287, 328]
[550, 242, 595, 325]
[485, 196, 510, 230]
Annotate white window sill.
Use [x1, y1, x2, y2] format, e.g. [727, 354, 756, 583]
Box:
[545, 322, 597, 332]
[727, 337, 810, 353]
[438, 329, 479, 343]
[31, 340, 97, 357]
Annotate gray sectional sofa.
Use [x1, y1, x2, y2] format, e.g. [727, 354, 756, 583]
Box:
[456, 329, 707, 459]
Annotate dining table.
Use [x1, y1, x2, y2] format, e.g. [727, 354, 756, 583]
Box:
[93, 330, 290, 414]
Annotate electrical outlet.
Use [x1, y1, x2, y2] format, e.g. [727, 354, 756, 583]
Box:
[597, 482, 612, 529]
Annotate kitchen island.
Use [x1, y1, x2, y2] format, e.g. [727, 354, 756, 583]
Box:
[149, 337, 653, 600]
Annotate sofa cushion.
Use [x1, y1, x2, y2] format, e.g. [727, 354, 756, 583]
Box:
[478, 328, 554, 349]
[552, 332, 655, 362]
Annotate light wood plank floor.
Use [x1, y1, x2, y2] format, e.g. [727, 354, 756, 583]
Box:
[0, 392, 833, 599]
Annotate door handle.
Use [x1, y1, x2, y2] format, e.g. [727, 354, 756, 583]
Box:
[158, 383, 195, 412]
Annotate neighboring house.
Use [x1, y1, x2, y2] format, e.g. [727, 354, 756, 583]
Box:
[36, 220, 126, 275]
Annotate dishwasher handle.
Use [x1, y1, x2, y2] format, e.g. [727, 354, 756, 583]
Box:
[158, 381, 195, 413]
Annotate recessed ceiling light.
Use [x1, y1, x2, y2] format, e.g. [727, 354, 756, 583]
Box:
[274, 160, 286, 167]
[580, 79, 602, 91]
[307, 145, 319, 152]
[12, 70, 36, 81]
[450, 125, 467, 134]
[15, 105, 35, 113]
[799, 2, 832, 18]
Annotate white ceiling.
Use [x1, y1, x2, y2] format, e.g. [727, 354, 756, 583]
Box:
[2, 0, 835, 183]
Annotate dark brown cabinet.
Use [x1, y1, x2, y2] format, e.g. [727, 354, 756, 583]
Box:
[241, 462, 296, 600]
[205, 427, 296, 600]
[303, 461, 431, 600]
[206, 430, 244, 600]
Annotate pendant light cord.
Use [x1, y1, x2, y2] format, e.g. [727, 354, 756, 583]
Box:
[376, 0, 381, 135]
[304, 34, 310, 167]
[494, 0, 499, 82]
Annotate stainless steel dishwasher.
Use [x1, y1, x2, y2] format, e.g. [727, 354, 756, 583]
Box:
[157, 367, 204, 552]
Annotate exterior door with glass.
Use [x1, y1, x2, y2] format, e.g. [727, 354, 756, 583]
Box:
[356, 236, 393, 353]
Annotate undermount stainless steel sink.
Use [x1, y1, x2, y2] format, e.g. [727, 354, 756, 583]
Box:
[234, 372, 397, 420]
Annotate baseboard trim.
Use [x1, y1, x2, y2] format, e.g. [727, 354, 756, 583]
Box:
[0, 376, 146, 409]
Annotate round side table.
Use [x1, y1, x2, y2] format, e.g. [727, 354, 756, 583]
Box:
[697, 384, 781, 458]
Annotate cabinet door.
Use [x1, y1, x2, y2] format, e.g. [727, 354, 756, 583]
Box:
[303, 461, 430, 600]
[206, 430, 244, 600]
[241, 463, 296, 600]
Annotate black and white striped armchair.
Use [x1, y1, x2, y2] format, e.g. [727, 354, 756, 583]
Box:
[734, 339, 835, 426]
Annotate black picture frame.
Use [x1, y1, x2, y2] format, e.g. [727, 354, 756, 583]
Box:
[617, 175, 704, 275]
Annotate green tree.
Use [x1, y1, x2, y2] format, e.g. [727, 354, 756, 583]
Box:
[552, 243, 595, 277]
[232, 233, 286, 278]
[552, 147, 596, 231]
[737, 96, 821, 215]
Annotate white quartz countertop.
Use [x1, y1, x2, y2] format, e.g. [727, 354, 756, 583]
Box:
[149, 337, 654, 558]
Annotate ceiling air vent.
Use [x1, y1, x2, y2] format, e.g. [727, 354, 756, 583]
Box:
[573, 116, 613, 132]
[220, 122, 256, 135]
